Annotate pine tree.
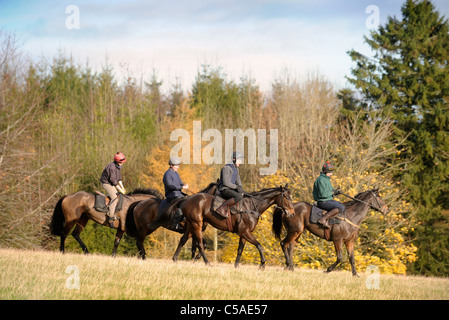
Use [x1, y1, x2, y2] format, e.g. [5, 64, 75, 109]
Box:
[347, 0, 449, 276]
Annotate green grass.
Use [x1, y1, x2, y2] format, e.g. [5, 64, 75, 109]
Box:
[0, 248, 448, 300]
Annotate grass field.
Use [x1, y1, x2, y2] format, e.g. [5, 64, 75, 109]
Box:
[1, 248, 448, 300]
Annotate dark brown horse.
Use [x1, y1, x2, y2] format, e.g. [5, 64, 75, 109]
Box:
[50, 188, 158, 254]
[272, 188, 389, 276]
[124, 181, 218, 259]
[173, 184, 295, 269]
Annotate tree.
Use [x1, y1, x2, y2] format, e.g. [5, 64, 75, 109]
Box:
[347, 0, 449, 275]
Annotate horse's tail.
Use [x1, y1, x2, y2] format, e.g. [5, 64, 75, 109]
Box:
[50, 196, 67, 236]
[125, 201, 141, 238]
[272, 207, 284, 240]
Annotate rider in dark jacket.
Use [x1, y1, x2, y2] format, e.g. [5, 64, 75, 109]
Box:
[163, 156, 189, 229]
[216, 152, 245, 218]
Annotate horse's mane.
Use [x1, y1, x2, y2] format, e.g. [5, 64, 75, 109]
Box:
[343, 189, 376, 206]
[127, 188, 163, 199]
[251, 185, 287, 197]
[200, 180, 219, 193]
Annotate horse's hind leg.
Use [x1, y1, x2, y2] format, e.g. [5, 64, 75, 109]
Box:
[190, 222, 209, 265]
[344, 240, 359, 277]
[192, 238, 206, 261]
[71, 216, 89, 254]
[136, 236, 146, 260]
[281, 232, 300, 271]
[59, 235, 66, 253]
[325, 239, 343, 273]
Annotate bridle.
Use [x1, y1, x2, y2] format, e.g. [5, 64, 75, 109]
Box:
[274, 188, 293, 215]
[245, 187, 293, 215]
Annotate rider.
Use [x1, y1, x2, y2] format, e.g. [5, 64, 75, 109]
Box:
[100, 152, 127, 228]
[313, 161, 345, 229]
[216, 151, 245, 218]
[163, 156, 189, 229]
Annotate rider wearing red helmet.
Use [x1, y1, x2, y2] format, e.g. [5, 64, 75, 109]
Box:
[100, 152, 127, 227]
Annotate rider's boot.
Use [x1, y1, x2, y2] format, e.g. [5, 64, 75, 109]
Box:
[215, 198, 237, 218]
[318, 208, 341, 229]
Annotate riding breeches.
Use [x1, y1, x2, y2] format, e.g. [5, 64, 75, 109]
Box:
[317, 200, 345, 214]
[219, 188, 243, 203]
[102, 183, 118, 217]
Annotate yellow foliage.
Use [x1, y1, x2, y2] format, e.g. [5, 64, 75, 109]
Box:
[140, 101, 218, 194]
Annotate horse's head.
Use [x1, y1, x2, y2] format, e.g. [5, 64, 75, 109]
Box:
[370, 188, 389, 214]
[276, 184, 295, 217]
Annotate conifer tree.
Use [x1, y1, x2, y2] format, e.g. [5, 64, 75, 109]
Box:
[347, 0, 449, 275]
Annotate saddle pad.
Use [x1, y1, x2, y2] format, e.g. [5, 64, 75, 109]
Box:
[309, 206, 341, 225]
[93, 194, 123, 213]
[212, 195, 240, 215]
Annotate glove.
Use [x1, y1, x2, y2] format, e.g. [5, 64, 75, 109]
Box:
[333, 188, 342, 196]
[236, 186, 244, 194]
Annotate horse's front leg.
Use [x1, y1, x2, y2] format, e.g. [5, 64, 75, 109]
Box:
[173, 231, 191, 262]
[234, 237, 246, 268]
[112, 229, 124, 257]
[241, 230, 266, 270]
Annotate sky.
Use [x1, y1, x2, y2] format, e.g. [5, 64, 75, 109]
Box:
[1, 0, 449, 93]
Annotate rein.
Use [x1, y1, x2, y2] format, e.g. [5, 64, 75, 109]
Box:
[340, 191, 381, 212]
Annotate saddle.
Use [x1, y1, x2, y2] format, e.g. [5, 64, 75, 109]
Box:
[211, 195, 241, 215]
[212, 193, 260, 232]
[158, 197, 185, 218]
[309, 205, 341, 226]
[93, 192, 124, 214]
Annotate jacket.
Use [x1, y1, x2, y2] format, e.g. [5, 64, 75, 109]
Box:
[163, 168, 184, 201]
[100, 162, 122, 186]
[313, 172, 335, 202]
[218, 164, 242, 191]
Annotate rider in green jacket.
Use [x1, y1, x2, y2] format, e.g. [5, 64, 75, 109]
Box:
[312, 161, 345, 228]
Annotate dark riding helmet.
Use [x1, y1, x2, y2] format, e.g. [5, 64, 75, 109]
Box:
[322, 161, 334, 173]
[232, 151, 244, 163]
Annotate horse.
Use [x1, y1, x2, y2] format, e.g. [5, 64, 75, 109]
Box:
[272, 188, 389, 276]
[50, 188, 159, 255]
[172, 184, 295, 269]
[124, 181, 219, 259]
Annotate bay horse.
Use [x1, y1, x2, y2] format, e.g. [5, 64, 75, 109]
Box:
[272, 188, 389, 276]
[50, 188, 159, 254]
[172, 184, 295, 269]
[124, 181, 218, 259]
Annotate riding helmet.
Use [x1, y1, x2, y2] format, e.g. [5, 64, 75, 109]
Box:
[322, 161, 334, 173]
[169, 156, 182, 166]
[114, 152, 126, 163]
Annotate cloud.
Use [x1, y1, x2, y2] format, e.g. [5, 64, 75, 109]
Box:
[4, 0, 448, 92]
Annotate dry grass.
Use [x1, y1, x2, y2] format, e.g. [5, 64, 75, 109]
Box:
[0, 248, 448, 300]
